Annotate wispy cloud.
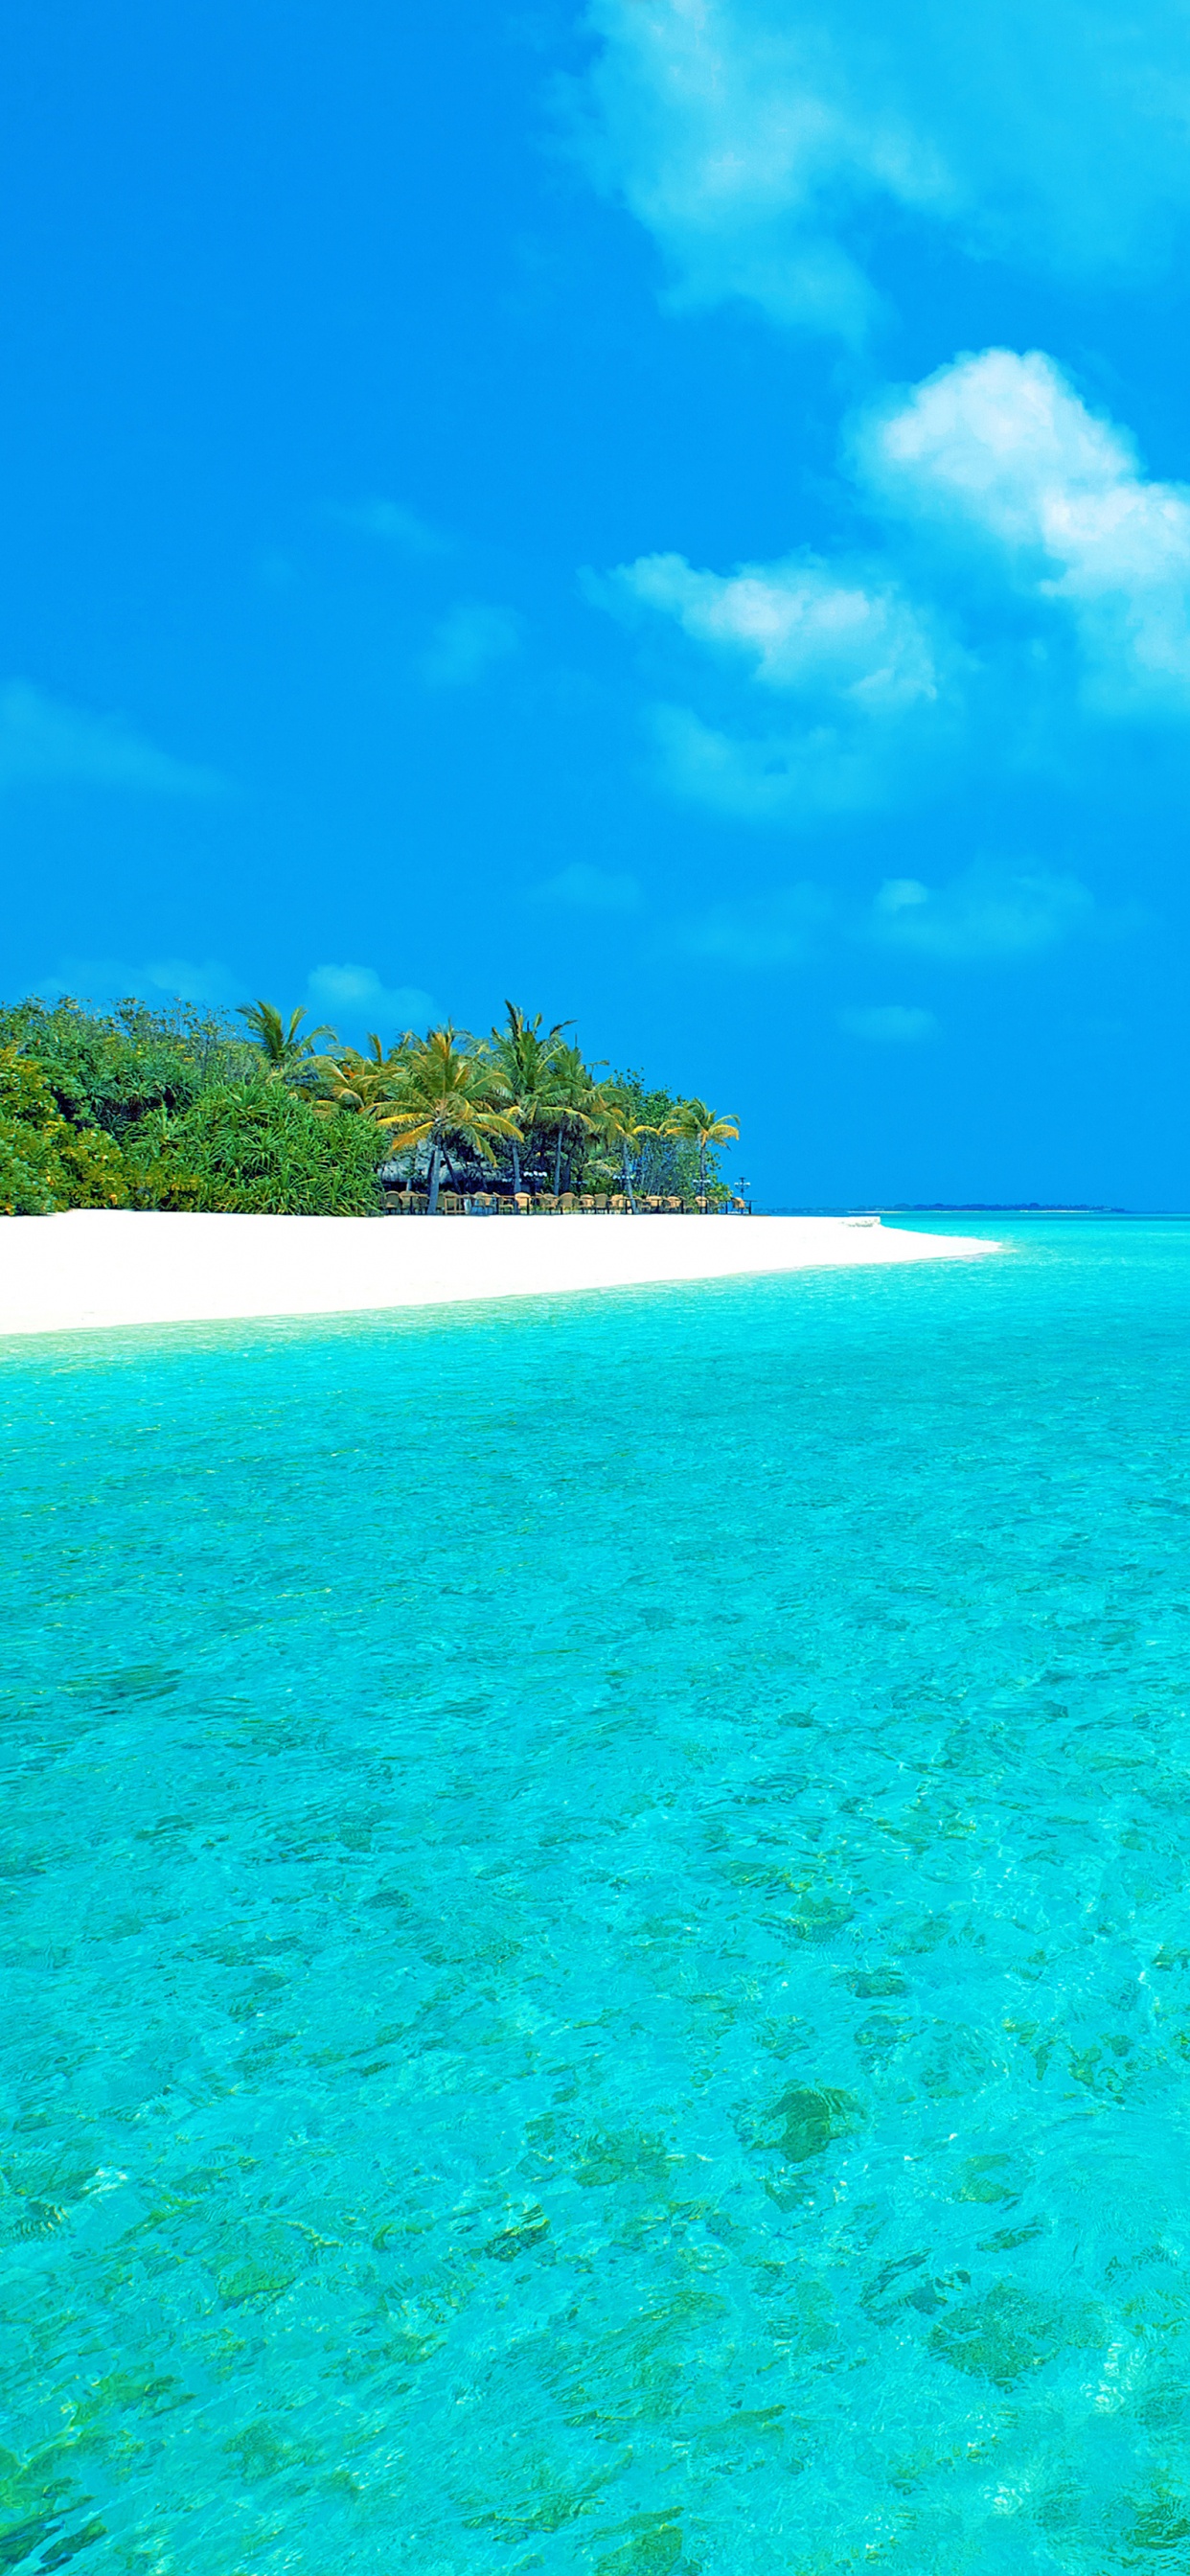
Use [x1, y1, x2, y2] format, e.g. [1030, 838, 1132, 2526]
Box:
[670, 859, 1109, 975]
[575, 0, 1190, 340]
[0, 682, 222, 796]
[306, 962, 437, 1039]
[421, 603, 522, 687]
[35, 957, 237, 1008]
[336, 498, 452, 557]
[533, 861, 643, 913]
[680, 879, 834, 965]
[602, 542, 955, 820]
[839, 1002, 938, 1043]
[30, 959, 441, 1038]
[646, 696, 956, 824]
[866, 865, 1098, 962]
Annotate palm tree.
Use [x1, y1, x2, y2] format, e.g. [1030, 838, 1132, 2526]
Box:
[662, 1097, 741, 1204]
[543, 1041, 600, 1194]
[310, 1033, 410, 1119]
[593, 1086, 656, 1212]
[378, 1025, 521, 1211]
[490, 1002, 568, 1196]
[239, 1000, 334, 1085]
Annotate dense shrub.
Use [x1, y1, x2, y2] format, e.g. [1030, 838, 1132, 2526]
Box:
[0, 1050, 131, 1213]
[164, 1084, 385, 1213]
[0, 1116, 64, 1214]
[0, 1006, 386, 1217]
[0, 996, 255, 1136]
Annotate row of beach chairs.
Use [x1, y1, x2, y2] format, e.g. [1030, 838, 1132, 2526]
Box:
[381, 1191, 745, 1215]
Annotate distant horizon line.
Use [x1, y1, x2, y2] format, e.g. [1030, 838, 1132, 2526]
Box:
[770, 1204, 1149, 1218]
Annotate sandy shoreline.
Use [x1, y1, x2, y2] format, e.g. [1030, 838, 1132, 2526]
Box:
[0, 1208, 997, 1341]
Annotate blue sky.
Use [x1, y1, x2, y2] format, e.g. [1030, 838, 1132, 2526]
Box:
[3, 0, 1189, 1207]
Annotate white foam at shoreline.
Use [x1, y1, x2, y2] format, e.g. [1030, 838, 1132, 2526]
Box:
[0, 1208, 998, 1341]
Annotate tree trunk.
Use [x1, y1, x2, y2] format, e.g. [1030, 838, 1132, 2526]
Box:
[427, 1138, 443, 1213]
[511, 1135, 521, 1196]
[622, 1139, 636, 1212]
[553, 1125, 563, 1193]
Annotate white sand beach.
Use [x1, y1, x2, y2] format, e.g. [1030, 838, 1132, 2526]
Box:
[0, 1208, 996, 1340]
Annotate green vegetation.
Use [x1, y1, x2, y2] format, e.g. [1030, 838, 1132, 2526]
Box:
[0, 992, 742, 1215]
[377, 1024, 522, 1213]
[660, 1097, 743, 1200]
[238, 999, 334, 1078]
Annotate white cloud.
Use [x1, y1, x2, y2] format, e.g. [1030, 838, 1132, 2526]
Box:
[0, 682, 221, 795]
[862, 350, 1132, 545]
[839, 1003, 938, 1042]
[534, 861, 643, 912]
[603, 550, 954, 820]
[421, 603, 522, 686]
[594, 349, 1190, 822]
[306, 963, 437, 1039]
[862, 349, 1190, 712]
[866, 864, 1096, 960]
[614, 551, 940, 708]
[577, 0, 1190, 338]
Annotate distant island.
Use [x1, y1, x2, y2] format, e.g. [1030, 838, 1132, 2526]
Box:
[0, 993, 742, 1217]
[886, 1204, 1132, 1216]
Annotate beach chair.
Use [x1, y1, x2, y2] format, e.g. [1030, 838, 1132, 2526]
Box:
[610, 1194, 626, 1213]
[538, 1192, 558, 1213]
[579, 1194, 594, 1211]
[560, 1192, 576, 1211]
[515, 1192, 531, 1214]
[666, 1196, 681, 1212]
[440, 1192, 461, 1215]
[497, 1196, 516, 1215]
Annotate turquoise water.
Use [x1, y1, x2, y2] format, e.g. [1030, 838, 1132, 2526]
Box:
[4, 1219, 1190, 2575]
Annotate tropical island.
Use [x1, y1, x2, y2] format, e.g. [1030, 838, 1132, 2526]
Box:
[0, 992, 742, 1218]
[0, 991, 998, 1339]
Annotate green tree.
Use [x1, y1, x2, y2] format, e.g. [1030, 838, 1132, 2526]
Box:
[379, 1026, 521, 1211]
[0, 1048, 130, 1213]
[0, 987, 744, 1221]
[0, 995, 250, 1134]
[592, 1086, 657, 1212]
[662, 1098, 741, 1203]
[238, 1000, 334, 1084]
[490, 1002, 568, 1195]
[311, 1034, 410, 1119]
[543, 1041, 600, 1194]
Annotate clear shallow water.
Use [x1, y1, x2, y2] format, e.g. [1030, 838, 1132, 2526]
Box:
[3, 1220, 1190, 2575]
